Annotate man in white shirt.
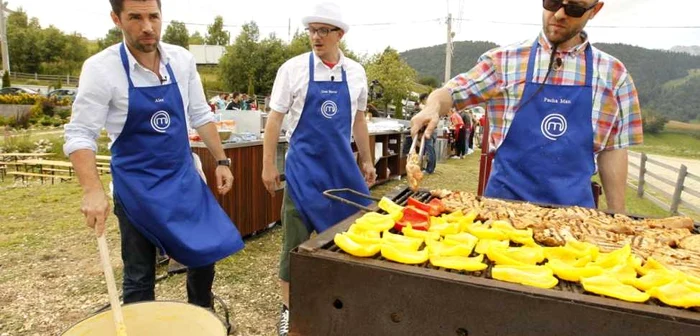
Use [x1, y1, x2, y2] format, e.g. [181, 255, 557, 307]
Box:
[64, 0, 244, 309]
[261, 2, 376, 335]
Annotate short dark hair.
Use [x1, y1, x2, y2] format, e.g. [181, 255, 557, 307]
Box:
[231, 92, 240, 99]
[419, 93, 429, 101]
[109, 0, 161, 15]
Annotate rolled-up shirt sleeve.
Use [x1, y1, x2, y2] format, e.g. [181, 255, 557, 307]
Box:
[357, 66, 368, 112]
[63, 59, 111, 156]
[269, 61, 292, 113]
[186, 53, 215, 128]
[445, 52, 502, 112]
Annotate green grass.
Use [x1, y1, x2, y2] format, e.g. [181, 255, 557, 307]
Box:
[635, 131, 700, 160]
[663, 69, 700, 89]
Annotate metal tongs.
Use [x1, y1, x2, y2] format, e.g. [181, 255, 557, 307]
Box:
[410, 133, 426, 165]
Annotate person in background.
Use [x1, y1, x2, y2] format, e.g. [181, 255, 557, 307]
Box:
[460, 109, 473, 155]
[450, 108, 466, 159]
[260, 3, 376, 335]
[226, 92, 241, 110]
[411, 0, 642, 211]
[240, 93, 250, 110]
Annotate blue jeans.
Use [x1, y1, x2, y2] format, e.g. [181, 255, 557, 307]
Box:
[402, 134, 436, 173]
[114, 199, 216, 308]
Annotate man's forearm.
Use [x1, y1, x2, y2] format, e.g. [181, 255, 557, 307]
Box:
[598, 148, 629, 213]
[263, 114, 284, 166]
[353, 113, 372, 164]
[69, 149, 103, 193]
[196, 122, 226, 161]
[426, 88, 454, 117]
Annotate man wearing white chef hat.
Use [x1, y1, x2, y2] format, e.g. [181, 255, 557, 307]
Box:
[262, 2, 376, 335]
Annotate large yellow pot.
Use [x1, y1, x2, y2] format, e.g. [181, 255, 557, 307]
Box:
[62, 301, 227, 336]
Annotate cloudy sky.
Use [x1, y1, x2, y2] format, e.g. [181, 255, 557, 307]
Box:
[9, 0, 700, 55]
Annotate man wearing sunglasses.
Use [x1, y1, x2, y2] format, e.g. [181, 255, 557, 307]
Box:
[261, 2, 376, 335]
[411, 0, 643, 212]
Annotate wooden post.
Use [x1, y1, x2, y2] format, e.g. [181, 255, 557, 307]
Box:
[637, 153, 647, 197]
[670, 164, 688, 215]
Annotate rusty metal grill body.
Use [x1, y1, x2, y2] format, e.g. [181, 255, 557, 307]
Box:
[290, 188, 700, 336]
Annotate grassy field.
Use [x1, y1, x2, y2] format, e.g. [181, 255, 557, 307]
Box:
[0, 149, 686, 335]
[634, 122, 700, 159]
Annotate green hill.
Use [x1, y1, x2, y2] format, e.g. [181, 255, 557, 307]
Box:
[400, 41, 700, 122]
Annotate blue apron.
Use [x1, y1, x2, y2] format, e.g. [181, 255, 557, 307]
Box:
[484, 40, 595, 208]
[111, 44, 244, 268]
[285, 53, 371, 233]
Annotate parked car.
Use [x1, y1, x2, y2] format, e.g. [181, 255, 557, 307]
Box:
[0, 86, 40, 95]
[47, 88, 78, 102]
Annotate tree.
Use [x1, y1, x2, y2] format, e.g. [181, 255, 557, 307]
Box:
[219, 22, 261, 93]
[163, 21, 189, 48]
[205, 16, 230, 46]
[98, 27, 123, 51]
[365, 47, 417, 117]
[257, 34, 289, 94]
[189, 31, 205, 45]
[418, 76, 440, 88]
[39, 25, 67, 63]
[7, 10, 42, 73]
[287, 30, 311, 57]
[642, 109, 668, 134]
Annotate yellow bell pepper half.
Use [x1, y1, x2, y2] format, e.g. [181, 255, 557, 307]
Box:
[546, 259, 604, 282]
[402, 226, 441, 241]
[378, 197, 404, 215]
[428, 221, 461, 236]
[334, 233, 381, 257]
[442, 209, 464, 223]
[443, 232, 478, 247]
[581, 274, 650, 303]
[487, 246, 545, 266]
[593, 244, 631, 269]
[353, 212, 396, 232]
[343, 231, 382, 245]
[605, 256, 639, 283]
[625, 270, 677, 292]
[382, 231, 423, 251]
[475, 239, 509, 255]
[427, 240, 474, 257]
[430, 255, 488, 272]
[467, 225, 509, 241]
[381, 243, 429, 265]
[491, 265, 559, 289]
[647, 280, 700, 309]
[347, 224, 381, 238]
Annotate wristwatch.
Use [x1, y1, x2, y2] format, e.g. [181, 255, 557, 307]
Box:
[217, 158, 231, 167]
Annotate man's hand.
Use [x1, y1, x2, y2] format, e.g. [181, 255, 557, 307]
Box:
[216, 166, 234, 195]
[361, 161, 377, 186]
[410, 106, 440, 140]
[81, 190, 111, 237]
[262, 164, 281, 196]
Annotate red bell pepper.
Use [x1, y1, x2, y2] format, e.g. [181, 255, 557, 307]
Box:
[394, 206, 430, 231]
[407, 197, 445, 217]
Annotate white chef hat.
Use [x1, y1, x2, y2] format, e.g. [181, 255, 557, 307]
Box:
[301, 2, 350, 33]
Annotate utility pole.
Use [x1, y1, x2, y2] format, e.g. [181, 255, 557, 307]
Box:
[0, 1, 9, 75]
[444, 13, 453, 84]
[288, 18, 291, 43]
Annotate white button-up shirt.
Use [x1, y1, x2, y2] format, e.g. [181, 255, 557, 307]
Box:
[269, 51, 368, 142]
[63, 42, 214, 155]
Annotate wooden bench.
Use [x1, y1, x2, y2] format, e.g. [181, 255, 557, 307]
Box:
[42, 168, 73, 175]
[96, 166, 111, 174]
[7, 171, 72, 184]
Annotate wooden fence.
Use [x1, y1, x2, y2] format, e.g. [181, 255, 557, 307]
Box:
[628, 151, 700, 218]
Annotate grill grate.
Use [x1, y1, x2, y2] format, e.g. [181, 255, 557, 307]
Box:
[324, 187, 700, 313]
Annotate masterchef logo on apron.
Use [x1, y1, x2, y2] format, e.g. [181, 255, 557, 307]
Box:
[541, 113, 567, 140]
[151, 110, 171, 133]
[321, 100, 338, 119]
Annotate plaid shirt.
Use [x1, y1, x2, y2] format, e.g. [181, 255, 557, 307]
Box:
[447, 32, 643, 153]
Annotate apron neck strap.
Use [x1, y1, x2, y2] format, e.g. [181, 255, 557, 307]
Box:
[119, 43, 135, 89]
[526, 39, 594, 86]
[308, 52, 346, 83]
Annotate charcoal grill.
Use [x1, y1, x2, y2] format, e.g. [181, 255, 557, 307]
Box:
[289, 187, 700, 336]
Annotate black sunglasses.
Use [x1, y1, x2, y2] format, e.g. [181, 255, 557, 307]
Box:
[543, 0, 598, 18]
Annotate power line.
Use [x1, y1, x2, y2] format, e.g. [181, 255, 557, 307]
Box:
[452, 18, 700, 29]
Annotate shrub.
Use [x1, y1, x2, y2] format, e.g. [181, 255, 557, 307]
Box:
[0, 116, 6, 126]
[0, 132, 34, 153]
[8, 112, 31, 129]
[0, 92, 41, 105]
[642, 110, 668, 134]
[40, 99, 56, 117]
[56, 108, 71, 119]
[40, 117, 53, 126]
